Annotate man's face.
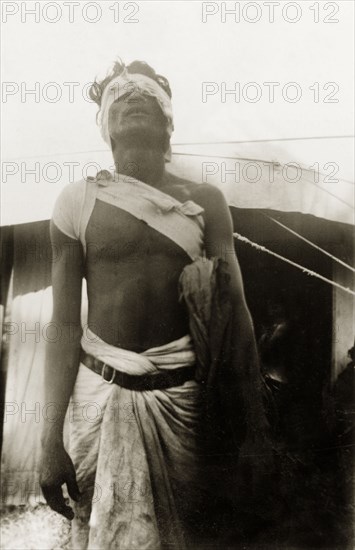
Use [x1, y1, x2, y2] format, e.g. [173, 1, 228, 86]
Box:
[108, 88, 169, 152]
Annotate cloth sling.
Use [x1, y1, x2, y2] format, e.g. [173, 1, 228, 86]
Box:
[52, 172, 205, 260]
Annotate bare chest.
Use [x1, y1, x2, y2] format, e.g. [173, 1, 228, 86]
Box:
[85, 199, 189, 262]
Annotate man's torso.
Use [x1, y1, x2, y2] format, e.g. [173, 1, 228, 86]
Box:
[84, 173, 203, 352]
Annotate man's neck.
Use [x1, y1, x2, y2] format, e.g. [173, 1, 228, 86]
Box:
[113, 146, 166, 188]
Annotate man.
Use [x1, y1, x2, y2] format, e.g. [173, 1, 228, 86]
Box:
[39, 59, 265, 549]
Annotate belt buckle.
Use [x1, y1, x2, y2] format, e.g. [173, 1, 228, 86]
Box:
[101, 363, 115, 384]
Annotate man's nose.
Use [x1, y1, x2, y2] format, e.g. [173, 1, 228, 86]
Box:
[127, 88, 148, 102]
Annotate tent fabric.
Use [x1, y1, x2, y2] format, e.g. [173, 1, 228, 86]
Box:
[1, 144, 353, 504]
[1, 209, 353, 505]
[2, 286, 52, 505]
[1, 223, 52, 504]
[169, 139, 354, 226]
[2, 138, 354, 227]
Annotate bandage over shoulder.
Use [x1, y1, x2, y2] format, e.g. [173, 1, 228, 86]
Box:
[51, 173, 205, 260]
[52, 180, 86, 240]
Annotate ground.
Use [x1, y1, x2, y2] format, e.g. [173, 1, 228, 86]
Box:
[0, 504, 70, 550]
[1, 367, 353, 550]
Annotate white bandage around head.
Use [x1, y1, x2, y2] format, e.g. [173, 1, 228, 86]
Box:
[98, 68, 174, 161]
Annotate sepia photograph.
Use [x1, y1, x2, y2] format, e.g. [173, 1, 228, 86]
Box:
[1, 1, 354, 549]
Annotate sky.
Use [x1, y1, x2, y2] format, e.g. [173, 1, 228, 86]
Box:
[1, 0, 354, 223]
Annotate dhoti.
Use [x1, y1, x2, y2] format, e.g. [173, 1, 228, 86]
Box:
[68, 328, 202, 550]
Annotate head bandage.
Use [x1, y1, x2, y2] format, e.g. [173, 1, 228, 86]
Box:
[98, 68, 174, 161]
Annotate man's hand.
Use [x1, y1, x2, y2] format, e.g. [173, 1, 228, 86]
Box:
[40, 443, 81, 520]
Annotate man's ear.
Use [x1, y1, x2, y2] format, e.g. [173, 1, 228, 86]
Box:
[162, 131, 171, 162]
[164, 142, 172, 163]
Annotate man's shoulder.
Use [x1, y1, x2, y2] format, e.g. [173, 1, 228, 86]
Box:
[55, 173, 107, 207]
[166, 173, 224, 206]
[165, 172, 198, 190]
[190, 183, 227, 214]
[57, 178, 87, 198]
[59, 170, 111, 194]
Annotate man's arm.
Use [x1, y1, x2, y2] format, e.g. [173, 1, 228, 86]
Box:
[193, 184, 272, 476]
[40, 221, 84, 519]
[193, 183, 255, 323]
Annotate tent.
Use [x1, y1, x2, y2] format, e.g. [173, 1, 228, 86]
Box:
[1, 138, 354, 505]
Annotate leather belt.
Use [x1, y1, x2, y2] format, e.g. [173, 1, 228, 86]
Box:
[80, 349, 196, 391]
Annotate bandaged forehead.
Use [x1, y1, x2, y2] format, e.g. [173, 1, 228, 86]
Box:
[98, 68, 174, 155]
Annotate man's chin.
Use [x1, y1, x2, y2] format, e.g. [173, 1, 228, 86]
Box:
[110, 127, 169, 153]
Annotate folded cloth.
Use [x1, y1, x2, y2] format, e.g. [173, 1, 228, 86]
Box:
[69, 329, 202, 550]
[52, 173, 205, 261]
[179, 257, 276, 525]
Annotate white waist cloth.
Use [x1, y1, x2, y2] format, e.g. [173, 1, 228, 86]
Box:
[69, 330, 202, 550]
[81, 327, 196, 375]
